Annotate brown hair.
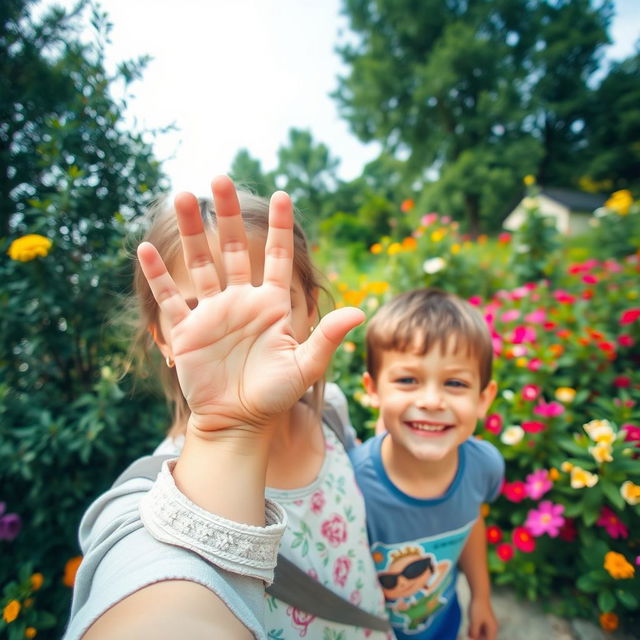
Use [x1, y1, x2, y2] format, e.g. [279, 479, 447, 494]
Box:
[131, 191, 327, 437]
[366, 288, 493, 389]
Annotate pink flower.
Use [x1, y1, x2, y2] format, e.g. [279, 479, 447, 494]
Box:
[525, 309, 547, 324]
[502, 481, 527, 502]
[512, 526, 536, 552]
[622, 424, 640, 442]
[511, 325, 537, 344]
[553, 290, 576, 304]
[349, 589, 362, 606]
[320, 514, 348, 547]
[582, 274, 598, 284]
[521, 384, 542, 402]
[618, 334, 634, 347]
[525, 501, 565, 537]
[527, 358, 543, 371]
[421, 213, 438, 226]
[509, 287, 529, 300]
[501, 310, 521, 323]
[534, 400, 564, 418]
[596, 506, 629, 539]
[484, 413, 503, 435]
[525, 469, 552, 500]
[310, 490, 325, 514]
[522, 420, 546, 434]
[620, 308, 640, 325]
[333, 556, 352, 587]
[468, 296, 483, 306]
[287, 607, 316, 637]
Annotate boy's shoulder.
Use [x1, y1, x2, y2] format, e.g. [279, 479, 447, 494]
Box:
[348, 432, 383, 470]
[462, 437, 504, 471]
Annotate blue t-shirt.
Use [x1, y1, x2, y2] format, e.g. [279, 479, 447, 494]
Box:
[349, 435, 504, 640]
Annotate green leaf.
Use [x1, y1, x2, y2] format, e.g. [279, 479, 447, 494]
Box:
[597, 589, 616, 613]
[601, 480, 625, 510]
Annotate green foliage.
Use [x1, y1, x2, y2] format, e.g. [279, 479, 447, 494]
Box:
[334, 0, 615, 231]
[316, 190, 640, 633]
[1, 1, 170, 636]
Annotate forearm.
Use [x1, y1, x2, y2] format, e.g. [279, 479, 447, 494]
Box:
[459, 516, 492, 600]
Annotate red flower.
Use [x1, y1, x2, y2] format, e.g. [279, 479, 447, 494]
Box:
[618, 334, 634, 347]
[597, 341, 616, 353]
[596, 506, 629, 539]
[502, 481, 527, 502]
[496, 543, 514, 562]
[553, 290, 576, 304]
[558, 518, 577, 542]
[484, 413, 503, 435]
[620, 309, 640, 325]
[522, 421, 546, 434]
[486, 525, 503, 544]
[614, 376, 631, 388]
[400, 198, 415, 212]
[513, 526, 536, 553]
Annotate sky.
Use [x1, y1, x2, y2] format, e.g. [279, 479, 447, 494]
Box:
[47, 0, 639, 196]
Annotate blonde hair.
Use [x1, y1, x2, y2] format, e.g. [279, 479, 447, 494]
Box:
[366, 288, 493, 389]
[131, 191, 327, 437]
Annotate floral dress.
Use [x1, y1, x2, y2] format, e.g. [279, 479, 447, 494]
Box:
[264, 424, 391, 640]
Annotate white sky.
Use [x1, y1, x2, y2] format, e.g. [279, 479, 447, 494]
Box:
[49, 0, 640, 195]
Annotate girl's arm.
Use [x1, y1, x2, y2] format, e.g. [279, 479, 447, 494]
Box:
[458, 515, 498, 640]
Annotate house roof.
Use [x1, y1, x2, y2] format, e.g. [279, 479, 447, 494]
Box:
[540, 187, 607, 212]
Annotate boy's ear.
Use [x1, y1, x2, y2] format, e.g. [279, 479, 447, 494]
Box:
[477, 380, 498, 419]
[363, 372, 380, 408]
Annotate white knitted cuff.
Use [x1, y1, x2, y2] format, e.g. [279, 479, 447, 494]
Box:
[139, 459, 286, 584]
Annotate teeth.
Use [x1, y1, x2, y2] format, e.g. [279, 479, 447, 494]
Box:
[408, 422, 448, 432]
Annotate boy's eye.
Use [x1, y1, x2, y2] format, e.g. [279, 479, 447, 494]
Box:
[446, 379, 469, 388]
[395, 377, 417, 385]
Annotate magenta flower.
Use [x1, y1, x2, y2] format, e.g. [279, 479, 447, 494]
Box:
[534, 400, 564, 418]
[522, 420, 546, 434]
[521, 384, 542, 402]
[525, 309, 546, 324]
[501, 310, 521, 323]
[596, 506, 629, 539]
[484, 413, 503, 435]
[553, 290, 577, 304]
[620, 308, 640, 325]
[511, 326, 537, 344]
[618, 334, 634, 347]
[622, 424, 640, 442]
[527, 358, 543, 371]
[0, 503, 22, 541]
[525, 469, 553, 500]
[525, 501, 565, 537]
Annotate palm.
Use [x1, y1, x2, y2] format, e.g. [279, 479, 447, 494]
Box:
[138, 177, 363, 434]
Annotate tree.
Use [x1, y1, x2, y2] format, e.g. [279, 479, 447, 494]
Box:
[229, 148, 276, 195]
[334, 0, 613, 233]
[0, 1, 169, 633]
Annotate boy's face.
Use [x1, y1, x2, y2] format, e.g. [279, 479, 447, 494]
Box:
[363, 340, 497, 464]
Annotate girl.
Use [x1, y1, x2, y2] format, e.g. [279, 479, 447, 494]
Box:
[64, 176, 390, 639]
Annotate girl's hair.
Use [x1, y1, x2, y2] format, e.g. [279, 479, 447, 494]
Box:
[366, 288, 494, 389]
[131, 191, 327, 437]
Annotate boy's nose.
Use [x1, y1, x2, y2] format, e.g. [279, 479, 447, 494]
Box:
[416, 386, 444, 409]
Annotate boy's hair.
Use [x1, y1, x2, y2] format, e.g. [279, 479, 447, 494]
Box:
[366, 288, 493, 389]
[130, 191, 327, 436]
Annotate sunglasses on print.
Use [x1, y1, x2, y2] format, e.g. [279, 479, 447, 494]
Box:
[377, 557, 434, 590]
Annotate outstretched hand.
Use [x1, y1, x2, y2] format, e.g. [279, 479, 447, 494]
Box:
[137, 176, 364, 438]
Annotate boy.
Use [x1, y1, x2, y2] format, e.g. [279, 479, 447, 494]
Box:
[349, 288, 503, 640]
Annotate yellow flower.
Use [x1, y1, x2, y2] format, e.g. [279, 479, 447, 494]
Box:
[30, 573, 43, 591]
[342, 341, 356, 353]
[621, 480, 640, 505]
[515, 357, 527, 368]
[548, 468, 560, 481]
[451, 243, 461, 254]
[605, 189, 633, 216]
[343, 290, 367, 307]
[7, 234, 52, 262]
[430, 229, 446, 243]
[337, 282, 349, 292]
[3, 600, 20, 623]
[523, 174, 536, 186]
[570, 466, 598, 489]
[560, 461, 573, 473]
[387, 242, 402, 255]
[604, 551, 635, 579]
[583, 419, 615, 444]
[370, 243, 383, 255]
[589, 442, 613, 463]
[25, 628, 38, 639]
[367, 281, 389, 295]
[480, 503, 490, 518]
[555, 387, 576, 403]
[599, 612, 618, 631]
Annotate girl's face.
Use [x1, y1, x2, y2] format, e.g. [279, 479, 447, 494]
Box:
[155, 232, 317, 355]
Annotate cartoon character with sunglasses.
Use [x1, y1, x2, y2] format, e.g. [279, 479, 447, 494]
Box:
[377, 546, 450, 631]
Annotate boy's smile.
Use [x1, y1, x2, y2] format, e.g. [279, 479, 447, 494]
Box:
[364, 341, 497, 469]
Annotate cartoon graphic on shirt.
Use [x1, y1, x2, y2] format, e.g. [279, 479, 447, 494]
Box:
[371, 521, 474, 635]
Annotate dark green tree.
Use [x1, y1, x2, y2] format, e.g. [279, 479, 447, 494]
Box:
[334, 0, 613, 233]
[1, 1, 169, 634]
[229, 148, 276, 195]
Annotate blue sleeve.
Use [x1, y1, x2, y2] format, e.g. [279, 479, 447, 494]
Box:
[482, 440, 505, 502]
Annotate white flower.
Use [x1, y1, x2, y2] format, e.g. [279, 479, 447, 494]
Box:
[502, 389, 515, 401]
[423, 257, 446, 274]
[501, 425, 524, 445]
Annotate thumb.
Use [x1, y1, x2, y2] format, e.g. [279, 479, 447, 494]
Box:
[295, 306, 365, 385]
